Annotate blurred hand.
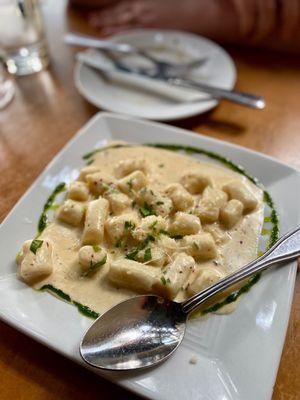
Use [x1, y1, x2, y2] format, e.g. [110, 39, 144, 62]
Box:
[88, 0, 234, 39]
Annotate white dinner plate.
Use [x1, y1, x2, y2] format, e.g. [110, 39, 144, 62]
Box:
[74, 29, 236, 120]
[0, 112, 299, 400]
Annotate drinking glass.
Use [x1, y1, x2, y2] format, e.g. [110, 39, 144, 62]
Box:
[0, 55, 14, 108]
[0, 0, 49, 76]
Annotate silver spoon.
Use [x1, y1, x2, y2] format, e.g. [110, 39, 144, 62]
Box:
[80, 225, 300, 371]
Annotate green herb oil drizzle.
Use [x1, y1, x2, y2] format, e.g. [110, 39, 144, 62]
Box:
[40, 284, 99, 319]
[37, 182, 66, 234]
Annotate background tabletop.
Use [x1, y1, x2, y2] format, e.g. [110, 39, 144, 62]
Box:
[0, 0, 299, 399]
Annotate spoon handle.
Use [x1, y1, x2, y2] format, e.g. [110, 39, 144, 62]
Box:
[182, 226, 300, 315]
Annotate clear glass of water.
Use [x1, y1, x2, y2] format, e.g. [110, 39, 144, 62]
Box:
[0, 55, 14, 108]
[0, 0, 49, 76]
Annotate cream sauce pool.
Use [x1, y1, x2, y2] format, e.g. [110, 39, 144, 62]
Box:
[24, 145, 265, 316]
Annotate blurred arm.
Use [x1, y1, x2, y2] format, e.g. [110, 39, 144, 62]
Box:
[69, 0, 300, 53]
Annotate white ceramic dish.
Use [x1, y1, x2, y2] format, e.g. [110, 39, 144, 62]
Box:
[74, 29, 236, 121]
[0, 112, 299, 400]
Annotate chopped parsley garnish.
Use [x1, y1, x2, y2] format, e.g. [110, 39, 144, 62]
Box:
[125, 248, 139, 261]
[30, 239, 43, 254]
[131, 200, 136, 209]
[159, 229, 169, 236]
[125, 235, 155, 261]
[150, 220, 158, 230]
[83, 255, 107, 277]
[124, 220, 135, 232]
[93, 245, 101, 252]
[158, 163, 164, 168]
[139, 203, 156, 218]
[139, 207, 151, 217]
[156, 201, 164, 206]
[144, 248, 152, 262]
[146, 234, 155, 243]
[161, 276, 171, 285]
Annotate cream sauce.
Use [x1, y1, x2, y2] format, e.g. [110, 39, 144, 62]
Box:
[33, 146, 264, 315]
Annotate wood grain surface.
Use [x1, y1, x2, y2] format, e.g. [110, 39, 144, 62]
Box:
[0, 1, 299, 399]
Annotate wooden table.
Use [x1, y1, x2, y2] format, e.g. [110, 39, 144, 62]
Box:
[0, 1, 299, 399]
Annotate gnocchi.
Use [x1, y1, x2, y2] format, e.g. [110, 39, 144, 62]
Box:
[82, 198, 109, 245]
[118, 170, 147, 195]
[78, 166, 100, 182]
[68, 181, 89, 201]
[108, 259, 158, 292]
[132, 215, 167, 242]
[219, 199, 244, 228]
[187, 267, 225, 296]
[105, 191, 131, 214]
[195, 186, 228, 223]
[165, 183, 194, 211]
[114, 158, 148, 178]
[157, 235, 178, 256]
[223, 181, 257, 212]
[134, 245, 167, 267]
[57, 199, 85, 227]
[105, 213, 138, 242]
[147, 246, 167, 267]
[154, 253, 195, 299]
[169, 212, 201, 236]
[182, 233, 217, 260]
[202, 186, 228, 208]
[19, 239, 54, 284]
[78, 245, 107, 274]
[180, 172, 211, 194]
[86, 172, 116, 196]
[137, 187, 173, 217]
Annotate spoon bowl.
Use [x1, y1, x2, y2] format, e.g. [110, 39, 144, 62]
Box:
[80, 295, 186, 370]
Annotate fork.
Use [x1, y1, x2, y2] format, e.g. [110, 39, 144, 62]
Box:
[64, 32, 208, 78]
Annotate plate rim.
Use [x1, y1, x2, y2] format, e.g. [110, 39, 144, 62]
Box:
[1, 111, 299, 400]
[74, 28, 236, 121]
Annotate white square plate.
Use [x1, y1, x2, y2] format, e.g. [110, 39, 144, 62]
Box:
[1, 112, 299, 400]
